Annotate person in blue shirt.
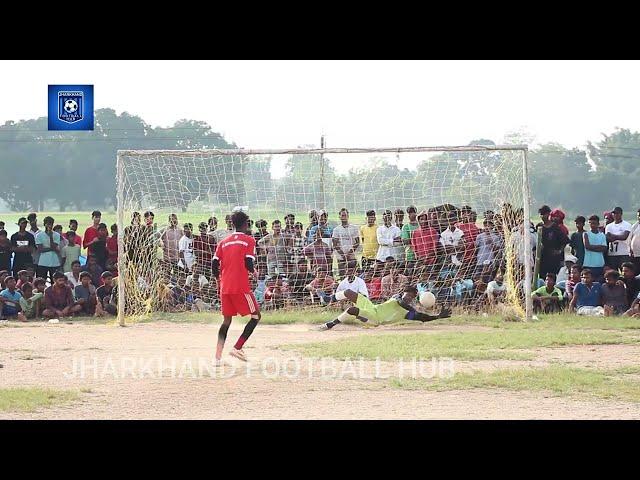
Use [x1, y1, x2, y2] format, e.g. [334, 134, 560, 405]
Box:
[0, 276, 27, 321]
[582, 215, 608, 283]
[306, 210, 334, 244]
[569, 268, 604, 316]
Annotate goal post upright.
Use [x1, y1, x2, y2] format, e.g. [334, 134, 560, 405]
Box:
[522, 147, 533, 321]
[116, 151, 126, 327]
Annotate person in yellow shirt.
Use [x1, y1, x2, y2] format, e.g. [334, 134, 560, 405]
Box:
[360, 210, 379, 269]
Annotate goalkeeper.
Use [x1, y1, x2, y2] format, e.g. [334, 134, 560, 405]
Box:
[318, 285, 451, 330]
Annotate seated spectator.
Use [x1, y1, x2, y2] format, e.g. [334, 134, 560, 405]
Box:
[0, 276, 27, 321]
[32, 277, 47, 294]
[601, 270, 628, 316]
[305, 268, 336, 304]
[569, 268, 604, 316]
[95, 272, 117, 317]
[253, 268, 268, 306]
[624, 292, 640, 317]
[556, 254, 577, 287]
[287, 259, 315, 301]
[61, 231, 81, 274]
[564, 264, 582, 301]
[0, 230, 11, 273]
[0, 270, 9, 289]
[18, 282, 43, 319]
[264, 275, 290, 310]
[532, 272, 563, 314]
[65, 260, 83, 289]
[486, 272, 508, 305]
[362, 263, 383, 302]
[43, 271, 81, 319]
[81, 255, 104, 288]
[15, 270, 31, 291]
[621, 262, 640, 307]
[303, 228, 333, 272]
[74, 271, 98, 316]
[381, 256, 409, 299]
[317, 263, 368, 305]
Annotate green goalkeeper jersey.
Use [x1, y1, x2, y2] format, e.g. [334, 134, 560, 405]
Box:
[355, 293, 411, 325]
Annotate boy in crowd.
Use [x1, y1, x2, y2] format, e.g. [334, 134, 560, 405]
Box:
[569, 269, 604, 316]
[620, 262, 640, 307]
[0, 276, 27, 321]
[601, 270, 629, 316]
[81, 255, 104, 288]
[61, 231, 81, 274]
[19, 282, 43, 319]
[570, 216, 586, 266]
[582, 215, 608, 282]
[95, 271, 117, 317]
[605, 206, 632, 271]
[43, 271, 81, 319]
[0, 230, 11, 273]
[65, 219, 82, 246]
[380, 256, 409, 299]
[65, 260, 83, 288]
[11, 217, 36, 277]
[74, 271, 97, 316]
[486, 271, 508, 305]
[401, 206, 420, 266]
[305, 268, 336, 304]
[287, 259, 315, 302]
[15, 270, 31, 290]
[564, 264, 582, 301]
[83, 211, 103, 258]
[532, 272, 563, 314]
[35, 216, 62, 284]
[106, 224, 118, 274]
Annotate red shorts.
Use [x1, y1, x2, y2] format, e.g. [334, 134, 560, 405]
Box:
[220, 292, 260, 317]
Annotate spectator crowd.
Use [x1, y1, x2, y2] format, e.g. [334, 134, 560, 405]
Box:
[2, 204, 640, 320]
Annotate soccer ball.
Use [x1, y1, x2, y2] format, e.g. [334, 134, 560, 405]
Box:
[63, 99, 78, 113]
[419, 291, 436, 309]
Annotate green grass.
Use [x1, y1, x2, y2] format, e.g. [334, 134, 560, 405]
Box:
[136, 309, 340, 325]
[431, 313, 640, 331]
[391, 365, 640, 404]
[286, 329, 639, 361]
[0, 387, 79, 413]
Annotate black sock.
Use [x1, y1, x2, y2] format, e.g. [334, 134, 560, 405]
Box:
[218, 323, 229, 343]
[326, 318, 341, 329]
[234, 318, 259, 349]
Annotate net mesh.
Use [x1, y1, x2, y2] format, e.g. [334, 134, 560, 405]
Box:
[116, 147, 530, 321]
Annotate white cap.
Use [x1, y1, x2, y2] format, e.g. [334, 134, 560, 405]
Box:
[564, 254, 578, 263]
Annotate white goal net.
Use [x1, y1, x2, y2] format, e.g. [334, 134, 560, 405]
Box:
[116, 146, 532, 324]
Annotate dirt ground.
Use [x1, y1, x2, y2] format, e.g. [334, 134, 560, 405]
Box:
[2, 320, 640, 419]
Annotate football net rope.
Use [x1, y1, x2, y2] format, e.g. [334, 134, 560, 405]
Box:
[116, 146, 532, 325]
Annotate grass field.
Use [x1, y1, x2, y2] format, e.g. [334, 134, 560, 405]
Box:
[2, 310, 640, 419]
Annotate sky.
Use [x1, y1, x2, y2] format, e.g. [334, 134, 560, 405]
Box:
[1, 60, 640, 176]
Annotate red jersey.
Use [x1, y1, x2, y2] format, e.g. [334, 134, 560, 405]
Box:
[214, 232, 255, 294]
[106, 235, 118, 262]
[83, 226, 99, 254]
[411, 227, 439, 264]
[458, 223, 479, 263]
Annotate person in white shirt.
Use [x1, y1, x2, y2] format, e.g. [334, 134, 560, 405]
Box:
[557, 254, 577, 285]
[628, 208, 640, 274]
[317, 263, 368, 304]
[376, 210, 403, 262]
[332, 208, 361, 278]
[65, 260, 83, 289]
[486, 272, 508, 304]
[178, 223, 195, 272]
[605, 206, 632, 271]
[439, 213, 465, 277]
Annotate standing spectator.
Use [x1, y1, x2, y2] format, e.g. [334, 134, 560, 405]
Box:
[550, 209, 569, 237]
[193, 222, 216, 286]
[258, 220, 289, 277]
[394, 208, 405, 230]
[307, 210, 333, 245]
[35, 216, 61, 285]
[304, 210, 319, 242]
[253, 219, 269, 271]
[605, 206, 632, 271]
[620, 262, 640, 307]
[359, 210, 379, 269]
[0, 230, 11, 273]
[332, 208, 360, 278]
[74, 271, 98, 316]
[411, 210, 439, 267]
[178, 223, 195, 273]
[628, 208, 640, 274]
[0, 221, 4, 231]
[61, 231, 81, 274]
[65, 260, 83, 289]
[160, 214, 183, 275]
[601, 270, 629, 316]
[401, 206, 420, 265]
[287, 259, 315, 301]
[27, 213, 41, 267]
[532, 272, 563, 314]
[283, 214, 296, 236]
[65, 219, 82, 246]
[82, 211, 103, 258]
[439, 212, 466, 278]
[537, 205, 569, 278]
[303, 228, 333, 273]
[380, 257, 409, 299]
[376, 210, 403, 263]
[569, 269, 604, 316]
[91, 223, 109, 270]
[570, 216, 586, 267]
[42, 271, 80, 319]
[81, 255, 104, 288]
[212, 214, 234, 244]
[287, 222, 306, 276]
[458, 206, 480, 272]
[582, 215, 608, 282]
[475, 220, 500, 273]
[106, 224, 118, 273]
[53, 225, 68, 260]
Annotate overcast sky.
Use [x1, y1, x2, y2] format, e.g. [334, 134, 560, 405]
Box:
[2, 60, 640, 173]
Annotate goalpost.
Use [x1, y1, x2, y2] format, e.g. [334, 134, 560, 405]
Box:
[116, 145, 532, 326]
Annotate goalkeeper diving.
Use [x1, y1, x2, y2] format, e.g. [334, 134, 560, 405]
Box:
[318, 285, 451, 330]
